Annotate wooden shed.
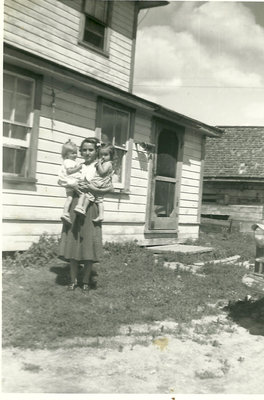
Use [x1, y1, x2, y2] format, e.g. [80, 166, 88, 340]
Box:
[3, 0, 222, 251]
[202, 126, 264, 231]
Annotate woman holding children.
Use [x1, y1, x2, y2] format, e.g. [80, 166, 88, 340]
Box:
[58, 137, 114, 292]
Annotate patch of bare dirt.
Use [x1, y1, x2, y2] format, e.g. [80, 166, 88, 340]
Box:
[2, 314, 264, 394]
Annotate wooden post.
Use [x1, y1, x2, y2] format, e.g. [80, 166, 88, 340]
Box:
[95, 127, 102, 142]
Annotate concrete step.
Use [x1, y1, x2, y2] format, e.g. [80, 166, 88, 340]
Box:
[146, 244, 213, 254]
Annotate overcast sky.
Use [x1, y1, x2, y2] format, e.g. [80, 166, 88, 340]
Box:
[133, 1, 264, 126]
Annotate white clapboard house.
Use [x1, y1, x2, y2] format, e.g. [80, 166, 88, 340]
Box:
[3, 0, 222, 251]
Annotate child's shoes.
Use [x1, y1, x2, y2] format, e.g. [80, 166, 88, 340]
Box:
[61, 213, 72, 224]
[74, 206, 86, 215]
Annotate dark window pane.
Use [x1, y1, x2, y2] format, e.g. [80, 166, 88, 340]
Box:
[15, 148, 26, 175]
[11, 125, 28, 140]
[3, 147, 27, 175]
[115, 111, 129, 147]
[17, 78, 33, 96]
[14, 94, 32, 124]
[3, 147, 15, 173]
[84, 29, 104, 48]
[3, 123, 10, 137]
[154, 181, 175, 217]
[112, 148, 125, 184]
[3, 90, 13, 120]
[156, 130, 178, 178]
[3, 73, 15, 91]
[84, 17, 105, 48]
[101, 105, 114, 144]
[101, 104, 130, 184]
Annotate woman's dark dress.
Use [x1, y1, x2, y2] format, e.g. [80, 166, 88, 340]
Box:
[59, 195, 102, 263]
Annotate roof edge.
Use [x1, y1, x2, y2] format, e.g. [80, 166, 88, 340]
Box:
[217, 125, 264, 128]
[153, 105, 224, 137]
[137, 1, 169, 10]
[4, 43, 221, 137]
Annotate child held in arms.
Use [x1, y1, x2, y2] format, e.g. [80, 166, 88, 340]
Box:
[58, 140, 84, 224]
[74, 142, 115, 222]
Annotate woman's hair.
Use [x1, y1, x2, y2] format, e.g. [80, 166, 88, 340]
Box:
[79, 137, 100, 154]
[61, 140, 77, 159]
[100, 143, 115, 161]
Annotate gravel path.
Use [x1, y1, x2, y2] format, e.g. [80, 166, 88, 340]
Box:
[2, 315, 264, 394]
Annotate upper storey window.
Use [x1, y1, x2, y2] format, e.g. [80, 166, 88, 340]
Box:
[80, 0, 111, 53]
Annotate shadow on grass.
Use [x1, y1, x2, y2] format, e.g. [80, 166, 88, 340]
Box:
[50, 264, 70, 286]
[49, 263, 98, 288]
[226, 297, 264, 336]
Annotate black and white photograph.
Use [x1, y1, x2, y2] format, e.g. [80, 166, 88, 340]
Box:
[2, 0, 264, 395]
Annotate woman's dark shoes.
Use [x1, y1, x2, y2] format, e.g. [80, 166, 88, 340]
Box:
[90, 272, 98, 290]
[82, 284, 89, 293]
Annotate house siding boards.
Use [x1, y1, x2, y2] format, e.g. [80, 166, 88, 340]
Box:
[4, 0, 135, 91]
[177, 129, 202, 240]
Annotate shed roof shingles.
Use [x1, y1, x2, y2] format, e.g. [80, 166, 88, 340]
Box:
[204, 127, 264, 178]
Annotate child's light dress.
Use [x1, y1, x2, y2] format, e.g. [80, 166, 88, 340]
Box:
[84, 161, 113, 203]
[58, 159, 82, 196]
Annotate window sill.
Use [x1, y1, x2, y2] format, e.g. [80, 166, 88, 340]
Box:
[78, 40, 109, 58]
[109, 188, 131, 195]
[3, 175, 37, 184]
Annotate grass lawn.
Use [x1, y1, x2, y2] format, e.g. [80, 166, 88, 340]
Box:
[2, 227, 260, 349]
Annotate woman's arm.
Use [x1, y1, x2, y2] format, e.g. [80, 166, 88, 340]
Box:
[58, 179, 82, 194]
[78, 181, 114, 194]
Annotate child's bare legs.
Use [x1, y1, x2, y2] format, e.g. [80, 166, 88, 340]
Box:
[61, 195, 73, 224]
[64, 195, 73, 214]
[93, 201, 104, 222]
[74, 193, 90, 215]
[82, 195, 90, 213]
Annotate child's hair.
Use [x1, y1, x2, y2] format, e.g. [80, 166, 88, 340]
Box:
[79, 137, 100, 154]
[100, 143, 115, 161]
[61, 140, 77, 159]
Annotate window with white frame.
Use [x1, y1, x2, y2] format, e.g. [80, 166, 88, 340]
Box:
[81, 0, 110, 51]
[99, 101, 133, 190]
[3, 69, 41, 181]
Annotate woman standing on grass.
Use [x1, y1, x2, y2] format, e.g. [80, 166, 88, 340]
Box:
[59, 137, 113, 292]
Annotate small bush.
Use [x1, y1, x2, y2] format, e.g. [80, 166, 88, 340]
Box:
[3, 233, 59, 269]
